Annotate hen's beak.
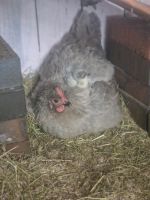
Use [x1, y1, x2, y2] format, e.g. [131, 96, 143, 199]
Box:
[64, 101, 71, 107]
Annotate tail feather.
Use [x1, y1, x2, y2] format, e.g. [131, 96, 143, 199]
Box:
[70, 10, 101, 48]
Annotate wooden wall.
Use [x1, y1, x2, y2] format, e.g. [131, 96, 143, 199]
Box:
[0, 0, 124, 72]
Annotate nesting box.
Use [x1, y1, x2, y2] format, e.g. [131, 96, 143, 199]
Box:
[106, 16, 150, 133]
[0, 36, 29, 152]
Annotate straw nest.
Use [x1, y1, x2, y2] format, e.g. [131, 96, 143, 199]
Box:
[0, 76, 150, 200]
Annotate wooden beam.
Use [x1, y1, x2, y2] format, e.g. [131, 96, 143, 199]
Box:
[108, 0, 150, 19]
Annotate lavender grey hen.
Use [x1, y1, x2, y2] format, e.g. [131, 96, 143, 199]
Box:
[29, 10, 122, 138]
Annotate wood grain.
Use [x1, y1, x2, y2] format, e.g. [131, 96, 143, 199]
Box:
[106, 39, 150, 85]
[115, 67, 150, 106]
[106, 16, 150, 59]
[120, 89, 149, 133]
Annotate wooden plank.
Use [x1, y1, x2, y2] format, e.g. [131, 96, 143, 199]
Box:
[106, 39, 150, 85]
[0, 117, 30, 153]
[106, 15, 150, 59]
[37, 0, 80, 59]
[115, 66, 150, 106]
[147, 111, 150, 135]
[108, 0, 150, 20]
[20, 0, 40, 72]
[5, 140, 30, 154]
[0, 118, 27, 144]
[115, 67, 150, 106]
[120, 89, 149, 132]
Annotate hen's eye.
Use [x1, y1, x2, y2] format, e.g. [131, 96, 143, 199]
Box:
[53, 99, 59, 103]
[52, 98, 61, 105]
[76, 71, 87, 79]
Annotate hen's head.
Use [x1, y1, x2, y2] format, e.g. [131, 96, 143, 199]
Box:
[52, 71, 90, 111]
[33, 70, 90, 115]
[48, 85, 71, 113]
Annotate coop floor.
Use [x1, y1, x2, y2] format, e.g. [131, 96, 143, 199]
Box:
[0, 100, 150, 200]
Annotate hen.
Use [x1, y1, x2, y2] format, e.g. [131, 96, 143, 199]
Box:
[29, 10, 122, 138]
